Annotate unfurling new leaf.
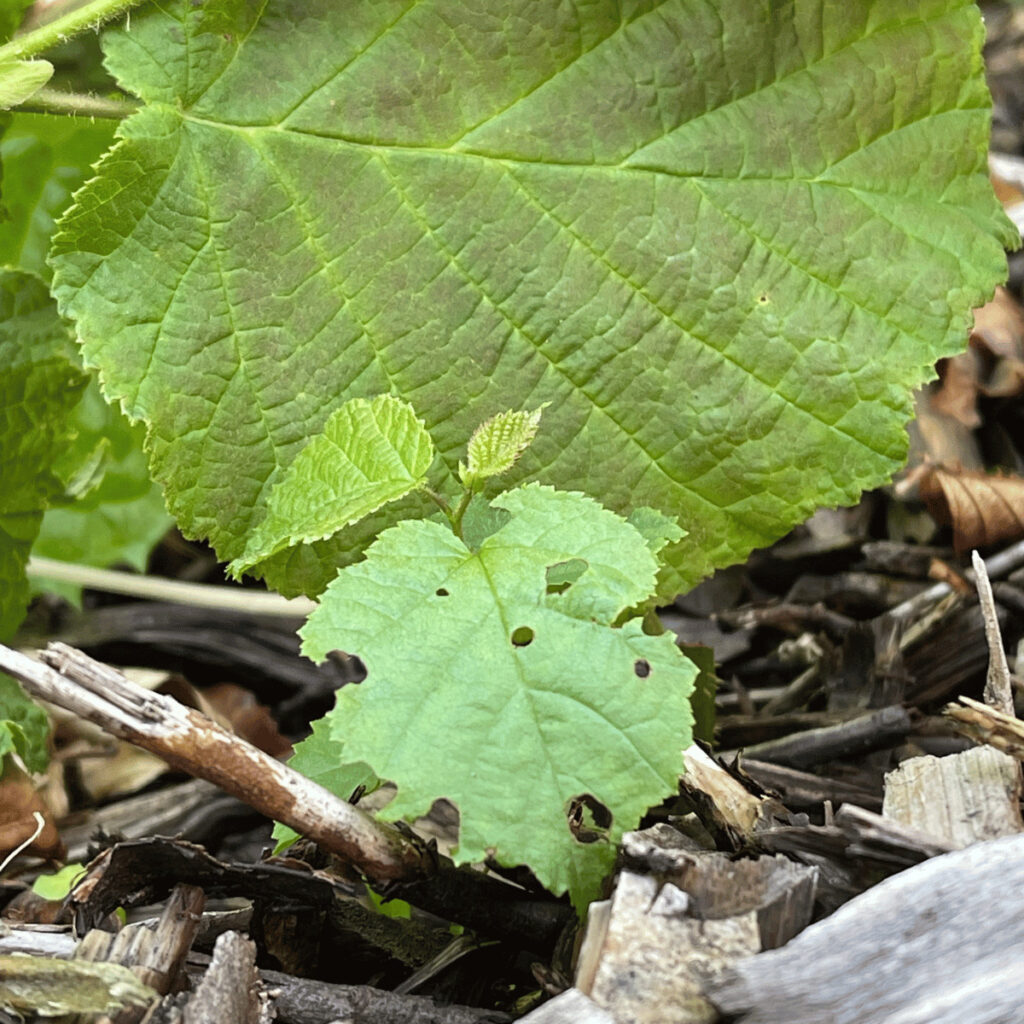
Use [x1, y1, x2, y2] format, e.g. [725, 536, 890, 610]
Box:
[459, 406, 545, 491]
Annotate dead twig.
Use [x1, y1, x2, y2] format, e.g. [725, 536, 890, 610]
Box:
[0, 642, 432, 884]
[972, 549, 1016, 716]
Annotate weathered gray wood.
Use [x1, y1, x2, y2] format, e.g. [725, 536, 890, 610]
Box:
[257, 967, 510, 1024]
[516, 988, 617, 1023]
[709, 833, 1024, 1024]
[619, 825, 817, 949]
[577, 871, 760, 1024]
[973, 550, 1016, 716]
[181, 932, 270, 1024]
[883, 746, 1023, 846]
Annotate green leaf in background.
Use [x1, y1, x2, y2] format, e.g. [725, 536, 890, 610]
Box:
[31, 377, 172, 605]
[0, 112, 116, 278]
[459, 406, 544, 491]
[0, 112, 169, 603]
[0, 270, 87, 637]
[302, 485, 696, 909]
[0, 673, 49, 773]
[0, 0, 31, 42]
[270, 717, 379, 853]
[48, 1, 1015, 598]
[231, 395, 434, 575]
[678, 642, 717, 746]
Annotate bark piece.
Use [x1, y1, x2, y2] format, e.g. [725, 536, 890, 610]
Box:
[679, 745, 784, 838]
[59, 778, 255, 864]
[180, 931, 270, 1024]
[710, 833, 1024, 1024]
[72, 883, 205, 1000]
[972, 549, 1016, 715]
[576, 871, 759, 1024]
[883, 746, 1023, 846]
[256, 967, 511, 1024]
[0, 955, 156, 1019]
[516, 988, 616, 1023]
[739, 760, 881, 813]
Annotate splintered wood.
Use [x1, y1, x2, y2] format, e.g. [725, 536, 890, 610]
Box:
[534, 825, 816, 1024]
[709, 834, 1024, 1024]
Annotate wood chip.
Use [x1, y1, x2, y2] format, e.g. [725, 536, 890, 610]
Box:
[709, 833, 1024, 1024]
[883, 746, 1023, 847]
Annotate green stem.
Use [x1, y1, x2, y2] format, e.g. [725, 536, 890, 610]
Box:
[449, 488, 474, 540]
[423, 486, 453, 517]
[18, 86, 138, 119]
[26, 556, 317, 618]
[0, 0, 148, 63]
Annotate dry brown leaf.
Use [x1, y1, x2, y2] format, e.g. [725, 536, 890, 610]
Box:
[930, 352, 983, 428]
[918, 465, 1024, 554]
[927, 289, 1024, 440]
[970, 286, 1024, 398]
[0, 762, 65, 861]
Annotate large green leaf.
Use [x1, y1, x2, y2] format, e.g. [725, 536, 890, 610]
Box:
[302, 485, 696, 909]
[50, 1, 1015, 596]
[0, 270, 87, 637]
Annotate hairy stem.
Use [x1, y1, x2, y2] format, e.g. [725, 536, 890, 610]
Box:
[17, 86, 138, 119]
[0, 0, 147, 62]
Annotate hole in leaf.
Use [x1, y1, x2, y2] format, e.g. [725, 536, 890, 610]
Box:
[758, 293, 769, 303]
[511, 626, 534, 647]
[545, 558, 588, 595]
[634, 658, 651, 678]
[567, 794, 612, 844]
[435, 588, 449, 597]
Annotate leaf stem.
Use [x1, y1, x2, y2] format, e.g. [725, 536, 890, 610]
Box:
[0, 0, 148, 63]
[26, 556, 316, 618]
[423, 486, 453, 517]
[449, 488, 474, 540]
[17, 86, 138, 119]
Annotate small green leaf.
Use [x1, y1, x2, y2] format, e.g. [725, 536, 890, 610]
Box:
[460, 495, 512, 551]
[31, 863, 85, 900]
[0, 58, 51, 109]
[270, 717, 378, 852]
[0, 674, 49, 773]
[302, 484, 696, 910]
[627, 507, 686, 556]
[232, 395, 434, 575]
[459, 407, 544, 491]
[678, 642, 717, 745]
